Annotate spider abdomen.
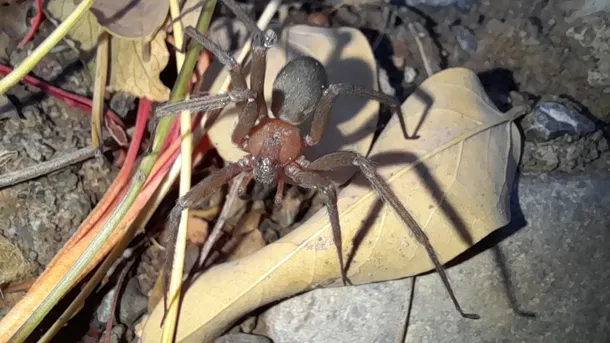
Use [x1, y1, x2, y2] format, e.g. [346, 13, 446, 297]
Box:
[271, 56, 328, 125]
[246, 118, 303, 164]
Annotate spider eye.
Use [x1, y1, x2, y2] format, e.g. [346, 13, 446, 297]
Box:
[253, 158, 278, 185]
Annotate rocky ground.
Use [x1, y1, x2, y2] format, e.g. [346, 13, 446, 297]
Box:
[0, 0, 609, 342]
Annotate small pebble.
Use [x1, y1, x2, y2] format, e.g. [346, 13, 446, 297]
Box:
[215, 333, 272, 343]
[307, 12, 329, 27]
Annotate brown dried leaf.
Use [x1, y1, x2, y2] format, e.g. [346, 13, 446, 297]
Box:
[220, 211, 266, 262]
[45, 0, 170, 101]
[187, 215, 209, 245]
[106, 30, 170, 101]
[208, 25, 380, 185]
[90, 0, 169, 39]
[142, 67, 523, 343]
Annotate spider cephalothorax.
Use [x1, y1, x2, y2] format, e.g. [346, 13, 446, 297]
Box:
[155, 0, 479, 322]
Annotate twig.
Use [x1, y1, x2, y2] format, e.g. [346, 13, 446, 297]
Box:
[0, 0, 95, 94]
[92, 32, 109, 149]
[104, 259, 135, 343]
[198, 173, 245, 267]
[0, 146, 99, 189]
[407, 22, 433, 78]
[160, 0, 201, 339]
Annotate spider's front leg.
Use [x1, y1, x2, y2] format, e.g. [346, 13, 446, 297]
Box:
[217, 0, 277, 120]
[305, 151, 480, 320]
[284, 163, 349, 286]
[306, 83, 410, 147]
[162, 156, 253, 316]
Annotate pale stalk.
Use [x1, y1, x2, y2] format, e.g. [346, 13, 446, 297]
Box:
[161, 0, 195, 339]
[91, 32, 109, 148]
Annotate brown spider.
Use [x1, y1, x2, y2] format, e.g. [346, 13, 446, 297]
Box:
[156, 0, 479, 321]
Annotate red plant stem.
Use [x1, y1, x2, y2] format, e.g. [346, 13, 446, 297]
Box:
[61, 98, 151, 252]
[18, 0, 44, 49]
[0, 64, 125, 129]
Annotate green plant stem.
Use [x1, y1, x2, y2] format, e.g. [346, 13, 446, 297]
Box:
[7, 3, 219, 342]
[0, 0, 95, 95]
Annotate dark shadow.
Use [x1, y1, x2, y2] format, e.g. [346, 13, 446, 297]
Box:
[347, 151, 474, 246]
[447, 170, 536, 318]
[477, 68, 519, 112]
[344, 198, 383, 272]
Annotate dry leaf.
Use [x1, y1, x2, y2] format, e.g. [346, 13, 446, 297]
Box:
[106, 30, 170, 101]
[208, 25, 380, 185]
[220, 211, 266, 262]
[90, 0, 169, 39]
[187, 215, 209, 245]
[142, 67, 522, 343]
[45, 0, 170, 101]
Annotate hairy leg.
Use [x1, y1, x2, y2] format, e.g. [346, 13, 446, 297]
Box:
[218, 0, 278, 120]
[162, 157, 253, 318]
[285, 164, 349, 286]
[307, 151, 480, 319]
[305, 83, 409, 147]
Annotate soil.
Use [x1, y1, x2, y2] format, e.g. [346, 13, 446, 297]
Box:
[0, 0, 608, 342]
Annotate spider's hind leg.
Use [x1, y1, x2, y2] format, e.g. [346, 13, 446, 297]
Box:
[306, 151, 480, 320]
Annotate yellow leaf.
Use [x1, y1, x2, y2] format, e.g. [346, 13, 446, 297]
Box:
[45, 0, 170, 102]
[142, 67, 522, 343]
[208, 25, 380, 185]
[106, 30, 170, 101]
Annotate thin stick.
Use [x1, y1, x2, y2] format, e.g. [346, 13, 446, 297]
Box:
[92, 32, 109, 149]
[161, 0, 201, 338]
[104, 259, 135, 343]
[408, 22, 433, 77]
[198, 173, 245, 267]
[0, 146, 99, 189]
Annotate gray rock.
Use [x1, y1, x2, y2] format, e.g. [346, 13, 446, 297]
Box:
[215, 333, 272, 343]
[0, 94, 18, 120]
[521, 102, 596, 142]
[452, 25, 477, 55]
[109, 92, 137, 118]
[119, 277, 149, 325]
[98, 324, 126, 343]
[404, 0, 458, 6]
[258, 171, 610, 342]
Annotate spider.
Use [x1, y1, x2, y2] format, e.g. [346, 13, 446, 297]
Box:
[156, 0, 479, 321]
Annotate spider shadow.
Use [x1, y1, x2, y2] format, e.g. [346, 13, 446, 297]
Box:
[342, 150, 535, 318]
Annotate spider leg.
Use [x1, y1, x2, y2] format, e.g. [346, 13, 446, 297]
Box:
[182, 26, 262, 146]
[162, 156, 253, 321]
[285, 164, 349, 286]
[306, 83, 409, 147]
[155, 90, 255, 118]
[218, 0, 278, 120]
[306, 151, 480, 320]
[184, 26, 247, 90]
